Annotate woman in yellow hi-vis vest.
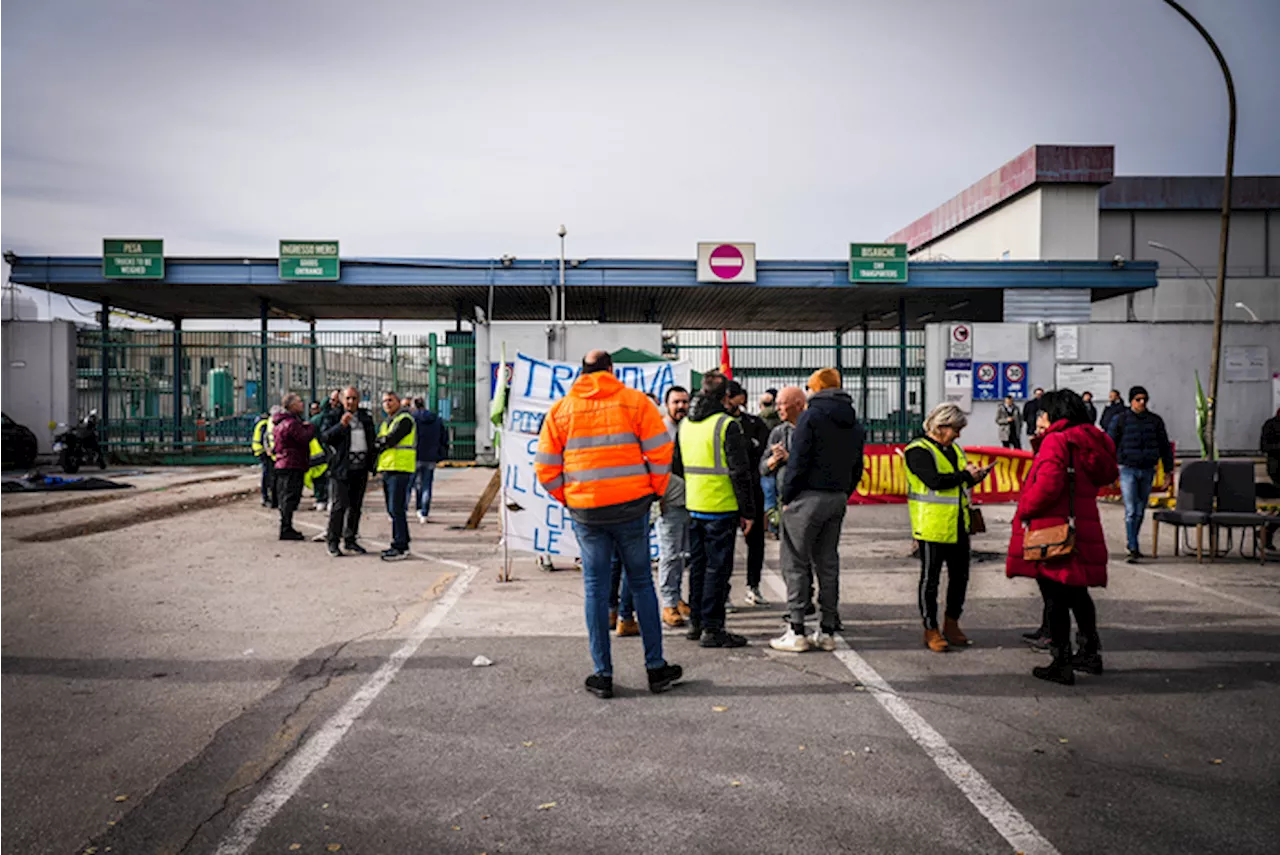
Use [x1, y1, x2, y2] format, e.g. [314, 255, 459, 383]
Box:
[904, 403, 993, 653]
[375, 391, 417, 561]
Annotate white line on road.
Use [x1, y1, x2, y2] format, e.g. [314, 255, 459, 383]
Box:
[1126, 564, 1280, 619]
[213, 540, 481, 855]
[762, 570, 1060, 855]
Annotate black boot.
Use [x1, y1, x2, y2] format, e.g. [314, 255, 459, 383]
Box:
[1032, 645, 1075, 685]
[1071, 634, 1103, 675]
[685, 620, 702, 642]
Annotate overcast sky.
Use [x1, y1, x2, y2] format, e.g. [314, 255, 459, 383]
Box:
[3, 0, 1278, 325]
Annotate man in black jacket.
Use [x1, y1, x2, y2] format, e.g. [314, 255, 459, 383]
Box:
[1099, 389, 1126, 434]
[320, 386, 377, 557]
[1108, 385, 1174, 562]
[771, 368, 865, 653]
[671, 373, 757, 648]
[1022, 387, 1044, 438]
[726, 380, 772, 607]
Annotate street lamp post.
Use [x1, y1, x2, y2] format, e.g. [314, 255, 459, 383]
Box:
[1162, 0, 1236, 459]
[557, 224, 567, 360]
[1146, 241, 1216, 299]
[1233, 301, 1259, 322]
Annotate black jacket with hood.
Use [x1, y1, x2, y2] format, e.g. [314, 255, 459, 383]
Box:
[781, 389, 865, 505]
[671, 392, 756, 518]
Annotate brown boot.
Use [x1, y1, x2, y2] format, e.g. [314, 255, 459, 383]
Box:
[677, 600, 692, 618]
[608, 610, 618, 631]
[924, 628, 950, 653]
[662, 607, 686, 627]
[943, 616, 970, 647]
[616, 618, 640, 637]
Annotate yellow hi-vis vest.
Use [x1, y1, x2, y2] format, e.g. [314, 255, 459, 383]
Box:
[252, 417, 271, 457]
[679, 413, 737, 514]
[303, 437, 328, 490]
[905, 438, 969, 544]
[377, 411, 417, 473]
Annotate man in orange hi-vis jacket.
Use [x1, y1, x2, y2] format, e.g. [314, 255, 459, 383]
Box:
[535, 349, 683, 700]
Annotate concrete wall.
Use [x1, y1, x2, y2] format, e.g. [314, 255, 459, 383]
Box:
[1, 320, 77, 453]
[925, 320, 1278, 454]
[910, 189, 1043, 260]
[1094, 209, 1279, 322]
[1039, 185, 1100, 259]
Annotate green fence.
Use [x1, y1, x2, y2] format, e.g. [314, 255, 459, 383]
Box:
[76, 329, 477, 464]
[664, 329, 927, 443]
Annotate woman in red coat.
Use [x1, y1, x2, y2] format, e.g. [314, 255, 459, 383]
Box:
[1007, 389, 1119, 685]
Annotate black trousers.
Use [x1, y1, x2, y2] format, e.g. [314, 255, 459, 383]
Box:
[1036, 578, 1098, 650]
[917, 538, 970, 629]
[260, 457, 277, 506]
[327, 470, 369, 547]
[1002, 435, 1022, 451]
[745, 485, 765, 588]
[275, 469, 305, 533]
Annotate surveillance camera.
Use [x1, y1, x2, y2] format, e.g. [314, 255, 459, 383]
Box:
[557, 225, 567, 238]
[1111, 254, 1125, 268]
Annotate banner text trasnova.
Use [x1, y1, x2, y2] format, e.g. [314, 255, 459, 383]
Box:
[849, 444, 1169, 505]
[501, 353, 693, 559]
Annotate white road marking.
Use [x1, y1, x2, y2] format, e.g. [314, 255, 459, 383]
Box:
[761, 570, 1061, 855]
[214, 529, 481, 855]
[1125, 564, 1280, 619]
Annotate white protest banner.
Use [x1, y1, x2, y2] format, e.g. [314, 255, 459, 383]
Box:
[500, 352, 691, 559]
[505, 352, 692, 437]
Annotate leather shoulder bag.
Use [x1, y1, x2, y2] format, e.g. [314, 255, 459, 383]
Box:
[1022, 447, 1076, 561]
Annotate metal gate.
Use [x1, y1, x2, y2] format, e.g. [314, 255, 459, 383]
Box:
[75, 329, 477, 463]
[663, 329, 926, 442]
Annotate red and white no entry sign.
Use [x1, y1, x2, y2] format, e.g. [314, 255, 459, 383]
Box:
[697, 242, 756, 283]
[708, 244, 744, 279]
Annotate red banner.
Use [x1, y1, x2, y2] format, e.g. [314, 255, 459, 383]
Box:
[848, 444, 1170, 505]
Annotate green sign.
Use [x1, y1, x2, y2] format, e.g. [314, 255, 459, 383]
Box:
[103, 239, 164, 279]
[849, 242, 908, 283]
[279, 240, 340, 281]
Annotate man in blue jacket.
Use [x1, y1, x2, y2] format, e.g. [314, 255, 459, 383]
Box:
[771, 368, 865, 653]
[412, 397, 449, 523]
[1108, 385, 1174, 563]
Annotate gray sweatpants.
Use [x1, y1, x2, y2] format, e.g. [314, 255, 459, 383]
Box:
[780, 490, 847, 631]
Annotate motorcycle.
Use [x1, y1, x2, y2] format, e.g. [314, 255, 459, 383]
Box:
[53, 410, 107, 474]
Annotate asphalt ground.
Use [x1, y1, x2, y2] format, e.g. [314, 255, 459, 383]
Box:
[3, 466, 1278, 855]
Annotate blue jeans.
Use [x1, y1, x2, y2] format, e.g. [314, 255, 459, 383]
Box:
[382, 471, 412, 552]
[575, 514, 666, 677]
[611, 549, 636, 620]
[688, 514, 738, 632]
[761, 476, 779, 534]
[415, 461, 437, 516]
[1120, 465, 1155, 552]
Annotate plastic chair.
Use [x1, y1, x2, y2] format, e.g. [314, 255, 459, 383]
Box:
[1210, 461, 1270, 564]
[1152, 460, 1216, 563]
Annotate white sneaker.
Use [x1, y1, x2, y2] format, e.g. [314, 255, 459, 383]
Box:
[417, 511, 427, 524]
[809, 629, 838, 652]
[312, 502, 324, 512]
[770, 628, 811, 653]
[744, 586, 769, 606]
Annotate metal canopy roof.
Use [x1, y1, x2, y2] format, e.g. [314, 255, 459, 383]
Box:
[5, 256, 1158, 330]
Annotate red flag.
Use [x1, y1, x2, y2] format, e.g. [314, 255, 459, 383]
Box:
[719, 330, 733, 379]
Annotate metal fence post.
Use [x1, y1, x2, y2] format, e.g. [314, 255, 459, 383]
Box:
[173, 318, 183, 450]
[897, 297, 908, 443]
[309, 319, 318, 405]
[428, 332, 439, 412]
[100, 300, 110, 449]
[860, 316, 870, 429]
[391, 334, 399, 393]
[258, 298, 269, 414]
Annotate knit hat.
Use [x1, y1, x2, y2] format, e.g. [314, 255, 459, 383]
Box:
[807, 368, 841, 391]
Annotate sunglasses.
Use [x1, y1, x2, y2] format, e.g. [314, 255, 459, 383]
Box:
[1134, 396, 1149, 403]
